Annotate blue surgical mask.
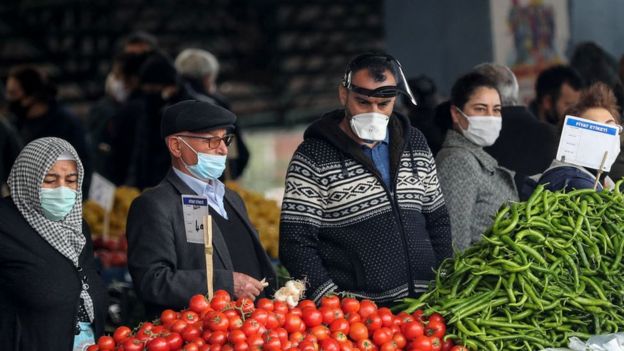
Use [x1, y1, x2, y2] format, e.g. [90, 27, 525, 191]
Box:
[40, 186, 77, 221]
[178, 137, 227, 180]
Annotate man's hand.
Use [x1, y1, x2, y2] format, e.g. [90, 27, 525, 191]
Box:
[232, 272, 267, 300]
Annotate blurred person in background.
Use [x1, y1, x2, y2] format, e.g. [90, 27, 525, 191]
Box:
[530, 64, 584, 126]
[5, 65, 92, 194]
[0, 137, 108, 350]
[122, 30, 158, 55]
[474, 63, 558, 176]
[0, 84, 22, 193]
[280, 53, 452, 304]
[402, 75, 445, 155]
[436, 72, 518, 251]
[537, 83, 621, 192]
[130, 51, 193, 189]
[175, 48, 250, 179]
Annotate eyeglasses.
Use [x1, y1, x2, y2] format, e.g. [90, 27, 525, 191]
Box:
[177, 134, 234, 149]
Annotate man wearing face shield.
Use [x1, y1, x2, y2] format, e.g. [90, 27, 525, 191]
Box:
[279, 53, 453, 304]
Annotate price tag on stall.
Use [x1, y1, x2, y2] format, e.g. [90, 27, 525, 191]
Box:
[556, 115, 621, 172]
[181, 195, 209, 244]
[88, 173, 116, 212]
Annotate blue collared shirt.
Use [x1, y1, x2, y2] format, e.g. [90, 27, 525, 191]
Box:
[360, 130, 391, 188]
[173, 167, 228, 219]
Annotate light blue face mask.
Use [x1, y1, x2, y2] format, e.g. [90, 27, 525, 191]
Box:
[40, 186, 77, 221]
[178, 137, 227, 181]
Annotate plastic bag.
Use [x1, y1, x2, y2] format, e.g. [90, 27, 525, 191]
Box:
[543, 333, 624, 351]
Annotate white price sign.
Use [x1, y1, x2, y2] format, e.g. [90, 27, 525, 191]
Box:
[557, 116, 621, 172]
[181, 195, 209, 244]
[88, 173, 116, 211]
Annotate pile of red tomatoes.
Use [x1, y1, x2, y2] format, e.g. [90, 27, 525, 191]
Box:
[88, 291, 468, 351]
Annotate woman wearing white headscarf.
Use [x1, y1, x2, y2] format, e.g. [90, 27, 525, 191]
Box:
[0, 137, 107, 351]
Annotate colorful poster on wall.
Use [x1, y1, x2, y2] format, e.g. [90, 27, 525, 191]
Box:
[490, 0, 570, 103]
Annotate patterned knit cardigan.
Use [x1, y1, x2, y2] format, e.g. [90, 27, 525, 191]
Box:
[279, 110, 452, 304]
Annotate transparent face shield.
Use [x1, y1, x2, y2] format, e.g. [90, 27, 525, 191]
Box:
[342, 54, 418, 106]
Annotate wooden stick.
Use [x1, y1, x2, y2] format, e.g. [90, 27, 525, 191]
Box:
[594, 151, 609, 191]
[203, 215, 214, 299]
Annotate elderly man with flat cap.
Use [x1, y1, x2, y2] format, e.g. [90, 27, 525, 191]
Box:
[126, 100, 276, 318]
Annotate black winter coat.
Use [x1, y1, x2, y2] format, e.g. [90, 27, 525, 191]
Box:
[0, 197, 108, 351]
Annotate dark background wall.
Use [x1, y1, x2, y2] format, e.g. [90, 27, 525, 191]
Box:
[385, 0, 493, 97]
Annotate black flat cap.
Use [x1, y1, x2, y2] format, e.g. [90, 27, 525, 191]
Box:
[161, 100, 236, 139]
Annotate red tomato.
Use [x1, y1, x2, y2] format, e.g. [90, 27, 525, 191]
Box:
[255, 298, 274, 311]
[441, 338, 455, 351]
[376, 308, 394, 328]
[123, 338, 145, 351]
[320, 307, 341, 325]
[380, 341, 397, 351]
[402, 321, 425, 340]
[147, 337, 171, 351]
[289, 307, 303, 317]
[273, 301, 289, 315]
[283, 313, 303, 333]
[364, 313, 382, 331]
[210, 296, 230, 311]
[265, 313, 280, 329]
[189, 294, 211, 314]
[229, 329, 247, 344]
[298, 299, 316, 310]
[302, 308, 323, 327]
[181, 311, 200, 324]
[331, 331, 348, 343]
[250, 309, 268, 326]
[428, 313, 445, 325]
[97, 336, 116, 350]
[206, 312, 230, 332]
[299, 341, 317, 351]
[397, 312, 414, 324]
[289, 331, 305, 344]
[411, 335, 432, 351]
[209, 331, 228, 346]
[247, 334, 264, 351]
[320, 295, 340, 309]
[223, 309, 240, 319]
[329, 318, 350, 334]
[228, 315, 243, 330]
[345, 313, 361, 324]
[426, 320, 446, 339]
[236, 298, 255, 314]
[356, 339, 375, 351]
[183, 343, 200, 351]
[340, 298, 360, 314]
[449, 346, 468, 351]
[392, 333, 406, 349]
[274, 312, 286, 327]
[170, 320, 188, 334]
[320, 338, 341, 351]
[163, 332, 183, 350]
[86, 345, 99, 351]
[411, 310, 425, 323]
[233, 341, 249, 351]
[113, 326, 132, 344]
[209, 345, 221, 351]
[214, 290, 232, 301]
[264, 335, 282, 351]
[241, 319, 261, 337]
[310, 325, 330, 341]
[349, 322, 369, 341]
[372, 328, 393, 346]
[221, 345, 234, 351]
[274, 327, 289, 344]
[430, 336, 442, 351]
[181, 326, 201, 342]
[358, 300, 377, 318]
[161, 309, 179, 325]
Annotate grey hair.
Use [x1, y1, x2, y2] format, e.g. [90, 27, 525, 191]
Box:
[473, 62, 519, 106]
[174, 48, 220, 81]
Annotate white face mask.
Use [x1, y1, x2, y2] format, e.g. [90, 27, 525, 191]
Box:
[456, 107, 502, 147]
[349, 112, 390, 142]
